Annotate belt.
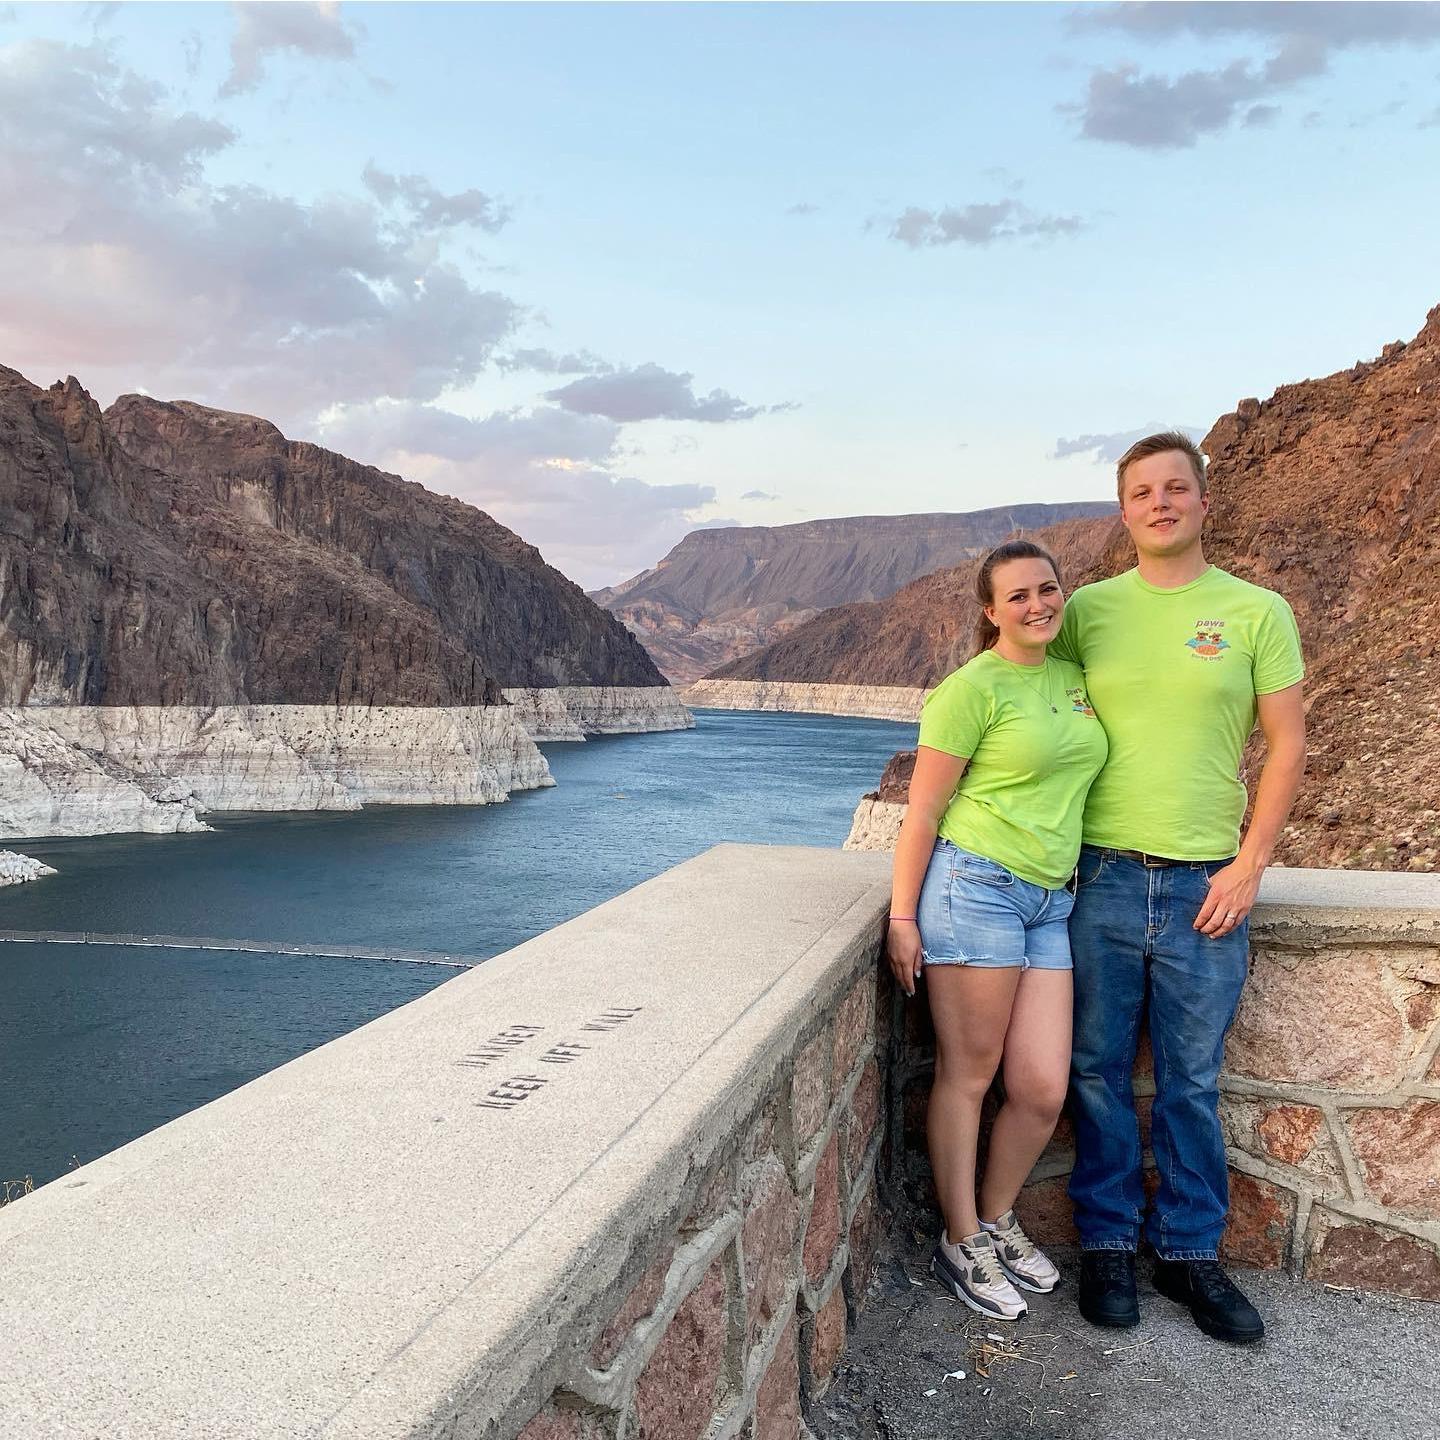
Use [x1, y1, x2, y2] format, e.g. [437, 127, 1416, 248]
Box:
[1111, 848, 1200, 868]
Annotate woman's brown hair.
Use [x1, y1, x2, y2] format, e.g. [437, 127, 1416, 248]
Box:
[971, 539, 1061, 657]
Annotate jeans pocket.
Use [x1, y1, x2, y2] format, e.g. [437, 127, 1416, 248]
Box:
[956, 852, 1015, 887]
[1075, 848, 1109, 889]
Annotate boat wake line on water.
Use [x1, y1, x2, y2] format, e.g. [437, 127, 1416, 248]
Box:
[0, 931, 476, 969]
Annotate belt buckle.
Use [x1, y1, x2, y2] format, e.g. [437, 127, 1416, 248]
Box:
[1141, 852, 1169, 868]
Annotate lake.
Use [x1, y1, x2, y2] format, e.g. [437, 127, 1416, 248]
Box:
[0, 709, 910, 1185]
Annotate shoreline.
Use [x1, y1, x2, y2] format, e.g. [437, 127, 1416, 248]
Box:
[0, 688, 692, 843]
[682, 678, 926, 723]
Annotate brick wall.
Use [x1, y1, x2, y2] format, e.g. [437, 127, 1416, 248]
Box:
[512, 970, 890, 1440]
[886, 900, 1440, 1302]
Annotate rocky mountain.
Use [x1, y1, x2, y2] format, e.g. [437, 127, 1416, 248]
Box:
[722, 308, 1440, 872]
[0, 367, 690, 840]
[1, 369, 664, 706]
[704, 515, 1121, 688]
[590, 505, 1112, 682]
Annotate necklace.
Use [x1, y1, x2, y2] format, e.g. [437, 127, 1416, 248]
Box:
[1011, 655, 1057, 712]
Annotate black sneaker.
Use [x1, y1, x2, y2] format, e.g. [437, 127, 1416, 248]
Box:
[1077, 1250, 1139, 1328]
[1153, 1258, 1265, 1344]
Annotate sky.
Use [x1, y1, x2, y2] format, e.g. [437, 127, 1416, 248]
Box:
[3, 2, 1440, 589]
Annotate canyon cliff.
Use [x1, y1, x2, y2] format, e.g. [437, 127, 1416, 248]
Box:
[724, 310, 1440, 872]
[591, 505, 1111, 683]
[2, 371, 666, 706]
[0, 367, 690, 839]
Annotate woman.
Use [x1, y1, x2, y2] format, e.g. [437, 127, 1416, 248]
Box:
[886, 538, 1107, 1320]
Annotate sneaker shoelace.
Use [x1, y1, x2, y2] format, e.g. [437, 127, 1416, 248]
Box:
[1090, 1252, 1133, 1287]
[994, 1218, 1039, 1262]
[966, 1238, 1010, 1288]
[1188, 1261, 1239, 1302]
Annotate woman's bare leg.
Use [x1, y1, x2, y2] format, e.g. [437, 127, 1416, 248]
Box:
[978, 969, 1073, 1222]
[925, 965, 1022, 1240]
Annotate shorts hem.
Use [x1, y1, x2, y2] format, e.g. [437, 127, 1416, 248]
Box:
[923, 955, 1073, 972]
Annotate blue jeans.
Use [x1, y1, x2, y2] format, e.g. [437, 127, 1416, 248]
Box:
[1067, 846, 1249, 1261]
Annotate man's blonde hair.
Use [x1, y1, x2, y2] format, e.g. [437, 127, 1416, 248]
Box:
[1115, 430, 1207, 502]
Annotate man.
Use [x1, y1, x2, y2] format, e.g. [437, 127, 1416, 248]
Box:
[1049, 431, 1306, 1343]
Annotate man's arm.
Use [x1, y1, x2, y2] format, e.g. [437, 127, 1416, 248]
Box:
[1195, 681, 1306, 936]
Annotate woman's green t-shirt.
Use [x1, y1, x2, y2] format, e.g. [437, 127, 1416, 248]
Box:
[918, 650, 1109, 889]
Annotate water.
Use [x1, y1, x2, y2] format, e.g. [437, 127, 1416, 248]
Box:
[0, 710, 910, 1185]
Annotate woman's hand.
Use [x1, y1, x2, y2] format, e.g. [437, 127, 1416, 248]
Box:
[886, 918, 924, 997]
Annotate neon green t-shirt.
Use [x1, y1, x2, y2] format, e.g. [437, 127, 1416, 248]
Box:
[1050, 566, 1305, 860]
[918, 649, 1108, 889]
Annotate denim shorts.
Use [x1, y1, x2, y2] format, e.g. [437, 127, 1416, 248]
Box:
[917, 839, 1074, 970]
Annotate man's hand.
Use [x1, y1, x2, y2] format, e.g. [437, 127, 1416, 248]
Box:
[1194, 858, 1263, 937]
[886, 919, 924, 997]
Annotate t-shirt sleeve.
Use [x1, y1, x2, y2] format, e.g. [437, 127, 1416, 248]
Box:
[1048, 592, 1084, 666]
[918, 673, 989, 758]
[1253, 593, 1306, 694]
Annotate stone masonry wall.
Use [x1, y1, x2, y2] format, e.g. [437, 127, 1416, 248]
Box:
[886, 895, 1440, 1303]
[511, 969, 891, 1440]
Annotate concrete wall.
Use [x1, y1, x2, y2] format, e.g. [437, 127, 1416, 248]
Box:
[3, 851, 1435, 1439]
[889, 868, 1440, 1302]
[0, 845, 893, 1440]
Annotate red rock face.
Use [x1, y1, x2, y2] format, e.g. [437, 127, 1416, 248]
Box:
[753, 1319, 801, 1440]
[632, 1256, 729, 1440]
[802, 1135, 842, 1286]
[843, 1060, 882, 1187]
[743, 1156, 803, 1345]
[1255, 1103, 1325, 1166]
[593, 505, 1113, 684]
[790, 1030, 832, 1151]
[808, 1285, 848, 1392]
[1344, 1101, 1440, 1220]
[1227, 949, 1430, 1092]
[591, 1248, 672, 1371]
[738, 306, 1440, 872]
[0, 368, 664, 705]
[1305, 1214, 1440, 1302]
[833, 980, 873, 1085]
[1219, 1171, 1297, 1270]
[516, 1404, 607, 1440]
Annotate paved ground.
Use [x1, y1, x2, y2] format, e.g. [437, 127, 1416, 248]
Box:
[816, 1229, 1440, 1440]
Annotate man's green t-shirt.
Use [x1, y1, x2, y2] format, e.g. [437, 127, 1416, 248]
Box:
[1050, 566, 1305, 860]
[918, 649, 1108, 889]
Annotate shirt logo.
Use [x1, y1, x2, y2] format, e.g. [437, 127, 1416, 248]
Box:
[1066, 686, 1096, 716]
[1186, 620, 1230, 659]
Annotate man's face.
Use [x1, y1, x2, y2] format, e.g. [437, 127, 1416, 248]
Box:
[1119, 450, 1209, 558]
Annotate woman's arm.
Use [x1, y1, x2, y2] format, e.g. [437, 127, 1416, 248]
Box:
[886, 744, 969, 996]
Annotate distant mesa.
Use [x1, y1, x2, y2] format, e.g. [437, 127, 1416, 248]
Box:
[591, 504, 1113, 684]
[746, 306, 1440, 875]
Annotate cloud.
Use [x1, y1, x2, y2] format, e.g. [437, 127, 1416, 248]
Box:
[361, 162, 509, 234]
[317, 400, 717, 588]
[1052, 424, 1205, 465]
[496, 347, 614, 376]
[888, 200, 1085, 248]
[221, 1, 357, 97]
[1070, 2, 1440, 148]
[0, 38, 520, 424]
[741, 489, 779, 501]
[545, 362, 786, 424]
[785, 202, 819, 216]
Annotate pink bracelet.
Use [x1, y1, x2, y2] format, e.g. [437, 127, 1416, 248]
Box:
[889, 915, 917, 922]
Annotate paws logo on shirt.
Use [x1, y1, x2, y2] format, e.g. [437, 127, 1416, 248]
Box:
[1066, 686, 1096, 717]
[1186, 621, 1230, 660]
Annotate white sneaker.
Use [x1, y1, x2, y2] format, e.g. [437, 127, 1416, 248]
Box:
[982, 1209, 1060, 1294]
[931, 1230, 1028, 1320]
